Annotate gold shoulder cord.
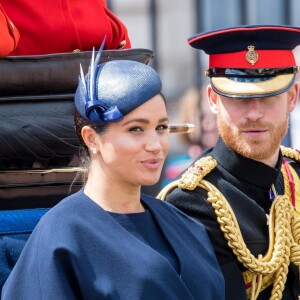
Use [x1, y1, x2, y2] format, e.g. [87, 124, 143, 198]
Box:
[157, 150, 300, 300]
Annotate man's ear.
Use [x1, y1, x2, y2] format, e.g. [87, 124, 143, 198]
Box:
[81, 126, 98, 150]
[207, 85, 219, 114]
[288, 80, 299, 113]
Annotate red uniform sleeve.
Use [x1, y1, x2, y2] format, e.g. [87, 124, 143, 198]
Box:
[1, 0, 130, 55]
[103, 6, 131, 49]
[0, 3, 20, 56]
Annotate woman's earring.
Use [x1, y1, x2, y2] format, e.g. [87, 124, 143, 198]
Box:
[92, 148, 97, 154]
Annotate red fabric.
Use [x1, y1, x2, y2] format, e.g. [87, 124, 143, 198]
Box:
[209, 50, 295, 69]
[0, 3, 20, 56]
[1, 0, 131, 56]
[282, 158, 296, 207]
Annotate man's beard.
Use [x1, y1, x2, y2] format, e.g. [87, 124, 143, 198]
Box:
[218, 112, 289, 161]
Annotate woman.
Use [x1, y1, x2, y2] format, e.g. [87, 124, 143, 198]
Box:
[1, 47, 224, 299]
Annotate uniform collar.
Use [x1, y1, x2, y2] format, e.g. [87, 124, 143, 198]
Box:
[210, 137, 282, 189]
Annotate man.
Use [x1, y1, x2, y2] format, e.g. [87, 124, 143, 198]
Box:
[159, 25, 300, 299]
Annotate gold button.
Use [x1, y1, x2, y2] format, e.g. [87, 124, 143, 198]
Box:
[118, 40, 126, 49]
[9, 21, 15, 31]
[73, 49, 81, 53]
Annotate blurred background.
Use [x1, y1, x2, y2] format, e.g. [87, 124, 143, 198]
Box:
[108, 0, 300, 193]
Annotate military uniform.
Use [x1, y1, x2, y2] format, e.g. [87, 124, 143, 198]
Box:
[162, 138, 300, 299]
[1, 0, 131, 56]
[159, 25, 300, 299]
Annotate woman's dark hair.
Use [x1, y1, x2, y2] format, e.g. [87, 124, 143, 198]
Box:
[73, 109, 109, 184]
[74, 109, 108, 151]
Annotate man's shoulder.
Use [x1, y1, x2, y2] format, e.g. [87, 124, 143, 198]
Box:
[281, 145, 300, 175]
[159, 156, 218, 206]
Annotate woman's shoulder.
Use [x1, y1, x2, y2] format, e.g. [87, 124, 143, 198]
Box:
[42, 189, 85, 216]
[35, 190, 95, 234]
[141, 193, 206, 230]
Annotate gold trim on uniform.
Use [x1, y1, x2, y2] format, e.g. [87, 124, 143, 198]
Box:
[158, 146, 300, 300]
[178, 156, 217, 190]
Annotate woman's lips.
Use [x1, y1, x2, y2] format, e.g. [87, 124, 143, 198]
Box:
[140, 158, 163, 170]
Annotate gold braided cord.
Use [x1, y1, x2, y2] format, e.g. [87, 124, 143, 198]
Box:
[251, 272, 263, 300]
[198, 179, 293, 300]
[280, 146, 300, 267]
[199, 180, 291, 270]
[157, 180, 181, 200]
[157, 152, 300, 299]
[281, 165, 300, 268]
[280, 145, 300, 161]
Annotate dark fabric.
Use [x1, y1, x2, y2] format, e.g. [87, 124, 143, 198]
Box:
[2, 190, 224, 300]
[189, 25, 300, 53]
[166, 137, 300, 300]
[0, 49, 153, 169]
[110, 210, 180, 273]
[0, 50, 153, 98]
[0, 234, 30, 291]
[220, 262, 248, 299]
[0, 208, 49, 290]
[0, 169, 82, 209]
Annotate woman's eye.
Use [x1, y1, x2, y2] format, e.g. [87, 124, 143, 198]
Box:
[156, 124, 169, 131]
[129, 126, 143, 132]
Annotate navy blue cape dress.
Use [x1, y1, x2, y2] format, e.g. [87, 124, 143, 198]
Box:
[2, 189, 224, 299]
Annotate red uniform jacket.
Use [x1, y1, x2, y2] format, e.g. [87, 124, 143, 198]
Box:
[1, 0, 131, 55]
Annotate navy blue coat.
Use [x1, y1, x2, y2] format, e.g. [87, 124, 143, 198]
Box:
[2, 189, 224, 299]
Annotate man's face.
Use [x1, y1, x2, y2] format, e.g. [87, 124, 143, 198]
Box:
[208, 84, 298, 164]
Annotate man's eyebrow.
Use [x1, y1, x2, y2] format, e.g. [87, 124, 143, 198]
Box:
[122, 117, 169, 126]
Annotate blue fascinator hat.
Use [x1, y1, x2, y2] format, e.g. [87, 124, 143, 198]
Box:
[75, 40, 162, 124]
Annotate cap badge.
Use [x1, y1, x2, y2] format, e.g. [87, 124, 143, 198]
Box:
[246, 45, 258, 65]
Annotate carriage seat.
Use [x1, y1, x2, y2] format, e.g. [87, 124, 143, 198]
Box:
[0, 208, 49, 290]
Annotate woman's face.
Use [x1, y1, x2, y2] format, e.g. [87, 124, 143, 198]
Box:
[95, 94, 169, 188]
